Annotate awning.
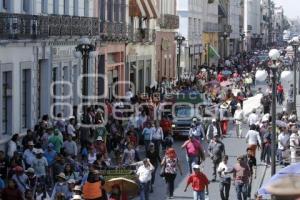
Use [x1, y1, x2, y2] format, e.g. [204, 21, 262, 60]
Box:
[129, 0, 157, 18]
[208, 46, 220, 59]
[129, 0, 146, 17]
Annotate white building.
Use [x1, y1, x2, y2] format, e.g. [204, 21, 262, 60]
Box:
[243, 0, 261, 50]
[177, 0, 203, 74]
[0, 0, 97, 145]
[229, 0, 241, 55]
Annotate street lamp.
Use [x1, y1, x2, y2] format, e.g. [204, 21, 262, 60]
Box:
[289, 36, 300, 113]
[268, 48, 280, 176]
[175, 34, 185, 83]
[223, 32, 228, 58]
[75, 38, 96, 109]
[240, 32, 245, 52]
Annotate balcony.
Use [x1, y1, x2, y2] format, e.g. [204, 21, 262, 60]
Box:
[159, 14, 179, 29]
[0, 13, 99, 40]
[203, 22, 223, 33]
[132, 28, 156, 43]
[100, 21, 130, 42]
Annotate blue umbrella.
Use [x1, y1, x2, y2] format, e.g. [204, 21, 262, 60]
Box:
[222, 70, 232, 75]
[258, 163, 300, 196]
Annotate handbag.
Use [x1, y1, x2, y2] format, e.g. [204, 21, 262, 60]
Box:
[160, 157, 166, 177]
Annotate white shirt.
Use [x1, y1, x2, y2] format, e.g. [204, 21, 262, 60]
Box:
[137, 164, 154, 183]
[290, 133, 299, 152]
[245, 130, 262, 146]
[278, 133, 290, 150]
[248, 113, 258, 126]
[67, 124, 76, 136]
[217, 161, 233, 178]
[234, 109, 244, 122]
[7, 141, 17, 158]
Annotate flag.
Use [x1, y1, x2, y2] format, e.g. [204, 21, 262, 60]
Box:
[208, 45, 220, 59]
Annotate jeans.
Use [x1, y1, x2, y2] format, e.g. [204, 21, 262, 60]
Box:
[235, 182, 248, 200]
[263, 144, 271, 164]
[165, 173, 176, 197]
[212, 158, 222, 180]
[193, 190, 205, 200]
[153, 139, 161, 155]
[144, 140, 151, 151]
[187, 155, 198, 174]
[139, 182, 150, 200]
[220, 178, 231, 200]
[277, 149, 283, 164]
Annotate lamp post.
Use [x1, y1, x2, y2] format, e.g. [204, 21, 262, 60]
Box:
[268, 48, 280, 176]
[289, 36, 300, 113]
[223, 31, 228, 59]
[175, 35, 185, 82]
[240, 32, 245, 52]
[75, 38, 96, 109]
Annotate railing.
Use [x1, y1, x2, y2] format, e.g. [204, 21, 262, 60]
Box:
[0, 13, 99, 40]
[159, 14, 179, 29]
[100, 21, 130, 42]
[132, 28, 156, 43]
[203, 22, 223, 33]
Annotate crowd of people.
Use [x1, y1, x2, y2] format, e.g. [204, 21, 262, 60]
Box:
[0, 50, 299, 200]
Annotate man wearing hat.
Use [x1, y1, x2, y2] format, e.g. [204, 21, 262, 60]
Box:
[32, 148, 48, 178]
[51, 172, 69, 200]
[206, 119, 221, 142]
[184, 164, 209, 200]
[23, 141, 36, 168]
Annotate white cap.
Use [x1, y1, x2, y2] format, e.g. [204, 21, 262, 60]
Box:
[192, 164, 200, 169]
[212, 119, 216, 122]
[96, 136, 103, 141]
[71, 195, 83, 200]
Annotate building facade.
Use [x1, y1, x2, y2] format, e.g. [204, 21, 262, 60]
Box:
[0, 0, 98, 144]
[202, 0, 220, 66]
[242, 0, 261, 51]
[155, 0, 178, 83]
[126, 0, 158, 94]
[177, 0, 203, 75]
[228, 0, 241, 55]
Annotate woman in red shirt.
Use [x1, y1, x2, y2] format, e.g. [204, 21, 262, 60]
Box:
[184, 164, 209, 200]
[277, 83, 284, 105]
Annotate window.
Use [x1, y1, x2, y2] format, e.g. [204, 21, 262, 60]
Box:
[53, 0, 59, 14]
[114, 0, 119, 22]
[2, 0, 8, 10]
[41, 0, 48, 13]
[107, 0, 113, 21]
[23, 0, 30, 13]
[84, 0, 89, 17]
[21, 69, 31, 129]
[73, 0, 78, 16]
[120, 0, 126, 22]
[64, 0, 69, 15]
[2, 71, 12, 135]
[99, 0, 106, 21]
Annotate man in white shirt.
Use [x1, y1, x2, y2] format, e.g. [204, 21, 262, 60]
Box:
[234, 104, 244, 138]
[247, 109, 259, 127]
[136, 159, 154, 200]
[277, 127, 290, 165]
[290, 126, 299, 163]
[245, 124, 262, 157]
[217, 155, 233, 200]
[151, 122, 164, 154]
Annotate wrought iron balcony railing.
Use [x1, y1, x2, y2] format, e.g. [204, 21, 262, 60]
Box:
[132, 28, 156, 43]
[0, 13, 99, 40]
[203, 22, 223, 33]
[159, 14, 179, 29]
[100, 21, 130, 42]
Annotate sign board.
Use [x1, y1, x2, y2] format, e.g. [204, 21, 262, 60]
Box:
[99, 169, 136, 181]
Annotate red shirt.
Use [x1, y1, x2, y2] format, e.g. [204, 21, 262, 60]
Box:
[187, 172, 209, 192]
[277, 85, 284, 93]
[160, 119, 172, 134]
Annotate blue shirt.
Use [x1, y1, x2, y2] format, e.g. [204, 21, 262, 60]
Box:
[142, 128, 152, 141]
[44, 150, 57, 166]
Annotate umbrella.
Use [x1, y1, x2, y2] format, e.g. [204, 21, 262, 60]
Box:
[222, 70, 232, 76]
[103, 177, 139, 197]
[258, 163, 300, 196]
[276, 120, 288, 128]
[220, 80, 232, 87]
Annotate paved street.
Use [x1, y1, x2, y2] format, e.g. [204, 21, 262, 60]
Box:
[134, 122, 267, 200]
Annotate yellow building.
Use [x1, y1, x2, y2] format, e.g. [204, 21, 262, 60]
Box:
[202, 32, 220, 66]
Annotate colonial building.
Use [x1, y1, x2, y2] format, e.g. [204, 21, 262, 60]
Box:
[155, 0, 178, 83]
[228, 0, 241, 55]
[126, 0, 158, 94]
[202, 0, 220, 66]
[0, 0, 98, 144]
[177, 0, 203, 75]
[242, 0, 261, 51]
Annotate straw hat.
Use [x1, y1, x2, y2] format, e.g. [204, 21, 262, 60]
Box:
[266, 176, 300, 197]
[57, 172, 67, 180]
